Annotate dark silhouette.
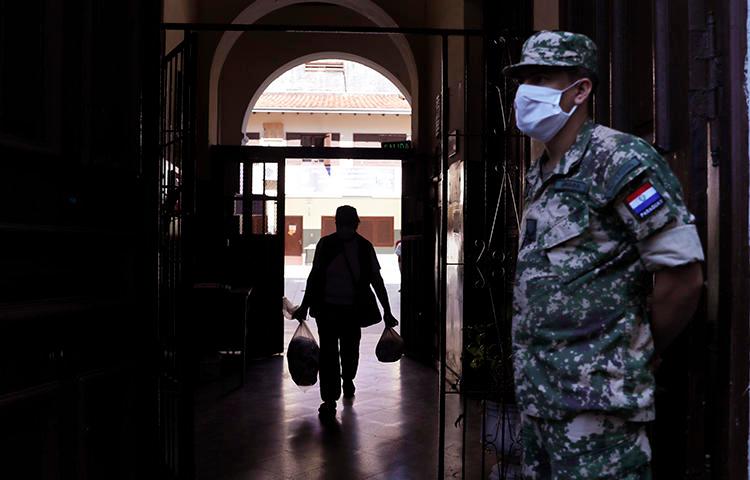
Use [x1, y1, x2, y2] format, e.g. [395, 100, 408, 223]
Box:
[293, 205, 398, 419]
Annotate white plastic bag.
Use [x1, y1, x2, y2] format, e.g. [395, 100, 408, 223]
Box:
[282, 296, 298, 319]
[287, 320, 320, 386]
[376, 327, 404, 363]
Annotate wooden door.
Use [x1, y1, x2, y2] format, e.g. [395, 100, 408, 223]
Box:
[217, 152, 285, 358]
[285, 216, 303, 256]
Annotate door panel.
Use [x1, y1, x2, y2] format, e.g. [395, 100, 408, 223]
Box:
[217, 152, 285, 358]
[285, 216, 303, 256]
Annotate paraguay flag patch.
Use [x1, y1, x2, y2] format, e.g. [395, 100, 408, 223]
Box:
[626, 182, 665, 219]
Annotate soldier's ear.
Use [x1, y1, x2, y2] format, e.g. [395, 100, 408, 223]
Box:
[573, 78, 593, 106]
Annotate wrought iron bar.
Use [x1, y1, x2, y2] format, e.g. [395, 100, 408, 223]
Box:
[437, 33, 449, 480]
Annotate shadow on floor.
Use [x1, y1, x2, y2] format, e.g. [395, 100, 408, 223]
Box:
[195, 322, 439, 480]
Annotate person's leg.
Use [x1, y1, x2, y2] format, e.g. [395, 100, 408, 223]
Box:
[539, 413, 651, 480]
[520, 414, 552, 479]
[316, 310, 342, 406]
[339, 309, 361, 397]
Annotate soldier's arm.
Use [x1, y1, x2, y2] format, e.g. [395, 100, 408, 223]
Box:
[605, 138, 705, 352]
[651, 262, 703, 353]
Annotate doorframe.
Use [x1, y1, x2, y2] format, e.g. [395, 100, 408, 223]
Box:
[211, 145, 413, 161]
[214, 144, 413, 275]
[212, 144, 413, 351]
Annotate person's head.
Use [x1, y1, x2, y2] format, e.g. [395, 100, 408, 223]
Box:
[503, 31, 598, 142]
[335, 205, 359, 240]
[516, 65, 596, 114]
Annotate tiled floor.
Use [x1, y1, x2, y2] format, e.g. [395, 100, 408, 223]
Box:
[195, 273, 439, 479]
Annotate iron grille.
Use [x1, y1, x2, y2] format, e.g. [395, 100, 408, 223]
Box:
[158, 34, 196, 479]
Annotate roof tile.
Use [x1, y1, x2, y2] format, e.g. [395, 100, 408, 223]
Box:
[254, 92, 411, 112]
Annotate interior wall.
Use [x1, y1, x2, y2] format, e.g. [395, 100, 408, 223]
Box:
[163, 0, 197, 53]
[534, 0, 559, 30]
[218, 8, 411, 145]
[198, 0, 428, 154]
[209, 4, 413, 178]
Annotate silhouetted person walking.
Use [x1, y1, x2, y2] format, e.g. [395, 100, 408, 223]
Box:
[293, 205, 398, 419]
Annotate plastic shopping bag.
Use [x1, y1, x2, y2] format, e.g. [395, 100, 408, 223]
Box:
[282, 296, 298, 319]
[376, 327, 404, 363]
[287, 320, 320, 387]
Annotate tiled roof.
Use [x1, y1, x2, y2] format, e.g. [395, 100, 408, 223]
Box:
[253, 92, 411, 114]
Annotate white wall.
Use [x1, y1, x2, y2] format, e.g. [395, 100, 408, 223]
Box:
[265, 60, 402, 95]
[246, 112, 411, 144]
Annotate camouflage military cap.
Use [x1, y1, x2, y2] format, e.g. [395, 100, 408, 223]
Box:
[503, 31, 598, 78]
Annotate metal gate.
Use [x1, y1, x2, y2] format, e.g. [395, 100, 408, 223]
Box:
[158, 34, 197, 479]
[158, 19, 533, 480]
[438, 32, 529, 479]
[474, 33, 528, 479]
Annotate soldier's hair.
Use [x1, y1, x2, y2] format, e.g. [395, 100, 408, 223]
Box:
[557, 67, 598, 114]
[565, 66, 599, 93]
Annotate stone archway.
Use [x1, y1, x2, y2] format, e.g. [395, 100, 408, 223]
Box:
[240, 51, 412, 137]
[208, 0, 419, 145]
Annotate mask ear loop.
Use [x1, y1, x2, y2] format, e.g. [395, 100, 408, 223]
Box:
[561, 79, 584, 93]
[557, 79, 586, 114]
[561, 79, 591, 106]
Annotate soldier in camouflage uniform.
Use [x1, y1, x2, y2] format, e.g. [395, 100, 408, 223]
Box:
[504, 31, 705, 479]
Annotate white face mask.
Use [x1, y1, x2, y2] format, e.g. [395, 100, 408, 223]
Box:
[514, 80, 582, 143]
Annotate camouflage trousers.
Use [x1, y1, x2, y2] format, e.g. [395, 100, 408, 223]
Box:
[520, 413, 652, 479]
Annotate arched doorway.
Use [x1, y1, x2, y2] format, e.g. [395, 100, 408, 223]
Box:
[212, 54, 412, 351]
[207, 0, 419, 146]
[197, 50, 439, 479]
[242, 55, 411, 339]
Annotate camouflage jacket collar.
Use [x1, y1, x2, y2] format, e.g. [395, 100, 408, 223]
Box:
[526, 120, 595, 200]
[551, 119, 595, 178]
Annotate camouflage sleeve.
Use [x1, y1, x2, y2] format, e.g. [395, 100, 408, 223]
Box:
[606, 139, 704, 271]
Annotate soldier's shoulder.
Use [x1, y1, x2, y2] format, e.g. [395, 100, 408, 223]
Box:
[589, 125, 656, 160]
[587, 125, 662, 202]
